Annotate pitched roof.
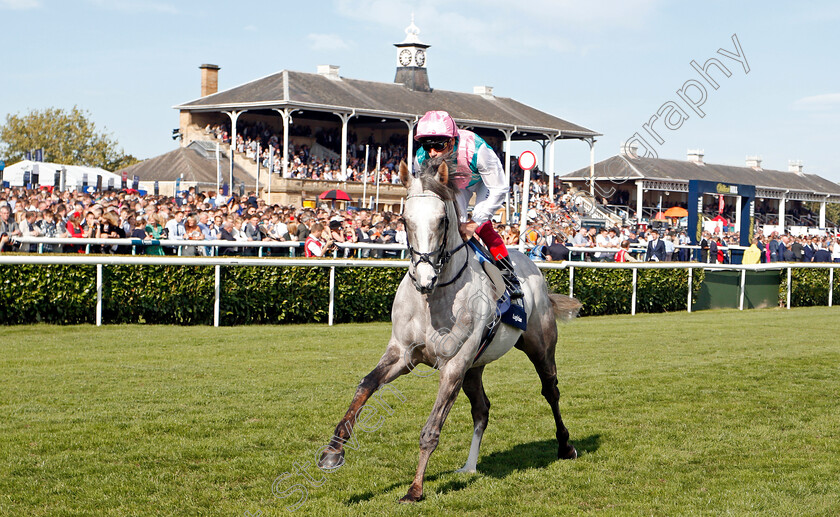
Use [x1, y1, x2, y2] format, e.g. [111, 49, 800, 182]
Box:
[561, 155, 840, 196]
[121, 145, 250, 185]
[174, 70, 599, 139]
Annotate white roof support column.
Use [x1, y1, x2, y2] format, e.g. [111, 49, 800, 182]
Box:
[538, 140, 548, 173]
[335, 110, 355, 180]
[735, 195, 742, 231]
[223, 110, 243, 193]
[779, 192, 787, 233]
[501, 127, 516, 222]
[283, 109, 290, 179]
[820, 197, 827, 228]
[547, 133, 559, 203]
[587, 137, 597, 197]
[402, 116, 418, 173]
[273, 108, 294, 179]
[636, 180, 644, 223]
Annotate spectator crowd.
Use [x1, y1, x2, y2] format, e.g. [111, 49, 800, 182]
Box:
[2, 181, 839, 264]
[204, 121, 409, 184]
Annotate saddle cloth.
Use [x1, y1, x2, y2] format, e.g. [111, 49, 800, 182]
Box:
[467, 240, 528, 362]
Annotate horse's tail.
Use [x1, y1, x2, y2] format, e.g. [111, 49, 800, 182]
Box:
[548, 293, 582, 322]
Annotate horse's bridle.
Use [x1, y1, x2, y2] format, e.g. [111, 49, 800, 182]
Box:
[405, 193, 469, 290]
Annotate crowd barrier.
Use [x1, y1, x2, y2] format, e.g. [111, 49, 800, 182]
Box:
[10, 236, 744, 262]
[0, 254, 835, 327]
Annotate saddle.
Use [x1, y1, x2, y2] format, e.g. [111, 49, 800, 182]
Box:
[467, 239, 528, 362]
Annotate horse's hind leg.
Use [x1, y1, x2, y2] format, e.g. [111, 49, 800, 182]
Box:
[516, 328, 577, 460]
[456, 365, 489, 473]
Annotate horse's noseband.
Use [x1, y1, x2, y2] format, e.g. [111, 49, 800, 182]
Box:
[405, 193, 468, 291]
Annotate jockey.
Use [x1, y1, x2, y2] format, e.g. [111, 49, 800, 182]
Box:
[413, 110, 523, 299]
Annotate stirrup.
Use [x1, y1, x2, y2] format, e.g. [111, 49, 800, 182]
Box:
[500, 269, 524, 299]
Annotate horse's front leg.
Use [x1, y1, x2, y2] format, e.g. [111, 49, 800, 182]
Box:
[318, 343, 408, 470]
[399, 361, 468, 503]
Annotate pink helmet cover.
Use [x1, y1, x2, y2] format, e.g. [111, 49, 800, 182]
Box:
[415, 110, 458, 140]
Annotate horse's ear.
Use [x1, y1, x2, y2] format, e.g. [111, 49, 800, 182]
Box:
[436, 161, 449, 184]
[399, 160, 411, 187]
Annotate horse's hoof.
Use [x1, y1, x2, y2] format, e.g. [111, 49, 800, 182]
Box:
[317, 449, 345, 471]
[558, 445, 578, 460]
[398, 489, 423, 503]
[455, 466, 476, 474]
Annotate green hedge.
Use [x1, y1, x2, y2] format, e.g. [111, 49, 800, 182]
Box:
[781, 268, 840, 308]
[543, 268, 703, 316]
[0, 264, 404, 325]
[0, 264, 835, 325]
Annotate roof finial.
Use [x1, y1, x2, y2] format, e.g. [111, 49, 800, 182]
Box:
[402, 14, 423, 45]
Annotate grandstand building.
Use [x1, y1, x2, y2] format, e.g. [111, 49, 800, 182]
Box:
[560, 146, 840, 233]
[170, 19, 599, 209]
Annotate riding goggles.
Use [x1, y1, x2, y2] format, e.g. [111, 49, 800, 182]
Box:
[420, 139, 449, 152]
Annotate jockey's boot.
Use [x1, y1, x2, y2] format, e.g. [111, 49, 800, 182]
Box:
[496, 255, 524, 300]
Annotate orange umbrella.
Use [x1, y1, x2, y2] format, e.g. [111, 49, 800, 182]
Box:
[663, 206, 688, 218]
[654, 212, 666, 220]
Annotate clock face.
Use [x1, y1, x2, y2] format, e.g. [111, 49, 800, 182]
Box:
[415, 49, 425, 67]
[399, 49, 412, 67]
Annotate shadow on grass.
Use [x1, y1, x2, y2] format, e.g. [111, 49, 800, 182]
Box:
[477, 434, 601, 478]
[345, 434, 601, 505]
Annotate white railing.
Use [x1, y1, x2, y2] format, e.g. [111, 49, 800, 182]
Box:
[0, 255, 836, 327]
[10, 236, 408, 258]
[11, 236, 746, 262]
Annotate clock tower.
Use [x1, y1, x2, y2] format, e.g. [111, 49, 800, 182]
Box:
[394, 16, 431, 92]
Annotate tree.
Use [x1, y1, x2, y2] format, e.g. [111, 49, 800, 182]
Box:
[806, 200, 840, 227]
[826, 203, 840, 227]
[0, 106, 139, 171]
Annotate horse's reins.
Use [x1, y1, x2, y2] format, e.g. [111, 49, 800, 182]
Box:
[405, 193, 469, 289]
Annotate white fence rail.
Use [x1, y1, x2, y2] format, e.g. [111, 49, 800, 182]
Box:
[10, 236, 408, 257]
[0, 255, 836, 326]
[11, 236, 746, 262]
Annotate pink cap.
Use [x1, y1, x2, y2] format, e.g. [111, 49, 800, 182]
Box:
[415, 110, 458, 140]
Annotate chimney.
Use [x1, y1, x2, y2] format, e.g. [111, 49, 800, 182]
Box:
[199, 64, 220, 97]
[620, 142, 639, 158]
[317, 64, 341, 80]
[473, 85, 494, 99]
[745, 155, 762, 170]
[687, 149, 704, 165]
[788, 160, 804, 176]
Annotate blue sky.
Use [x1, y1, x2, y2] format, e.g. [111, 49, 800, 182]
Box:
[2, 0, 839, 183]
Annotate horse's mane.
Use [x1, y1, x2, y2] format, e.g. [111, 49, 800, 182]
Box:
[417, 155, 461, 220]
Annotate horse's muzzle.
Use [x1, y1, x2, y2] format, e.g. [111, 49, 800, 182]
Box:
[413, 263, 438, 294]
[415, 277, 437, 295]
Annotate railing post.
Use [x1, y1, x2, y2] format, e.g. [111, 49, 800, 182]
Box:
[830, 267, 835, 308]
[96, 264, 103, 327]
[739, 268, 746, 311]
[569, 266, 574, 298]
[631, 267, 637, 315]
[328, 266, 336, 326]
[687, 267, 693, 313]
[786, 267, 792, 309]
[214, 265, 221, 327]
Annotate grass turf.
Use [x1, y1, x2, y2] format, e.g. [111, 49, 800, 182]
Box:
[1, 307, 839, 516]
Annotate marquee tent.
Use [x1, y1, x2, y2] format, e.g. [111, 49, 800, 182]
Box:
[0, 160, 123, 191]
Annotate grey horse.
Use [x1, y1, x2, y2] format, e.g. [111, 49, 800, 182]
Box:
[318, 157, 580, 503]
